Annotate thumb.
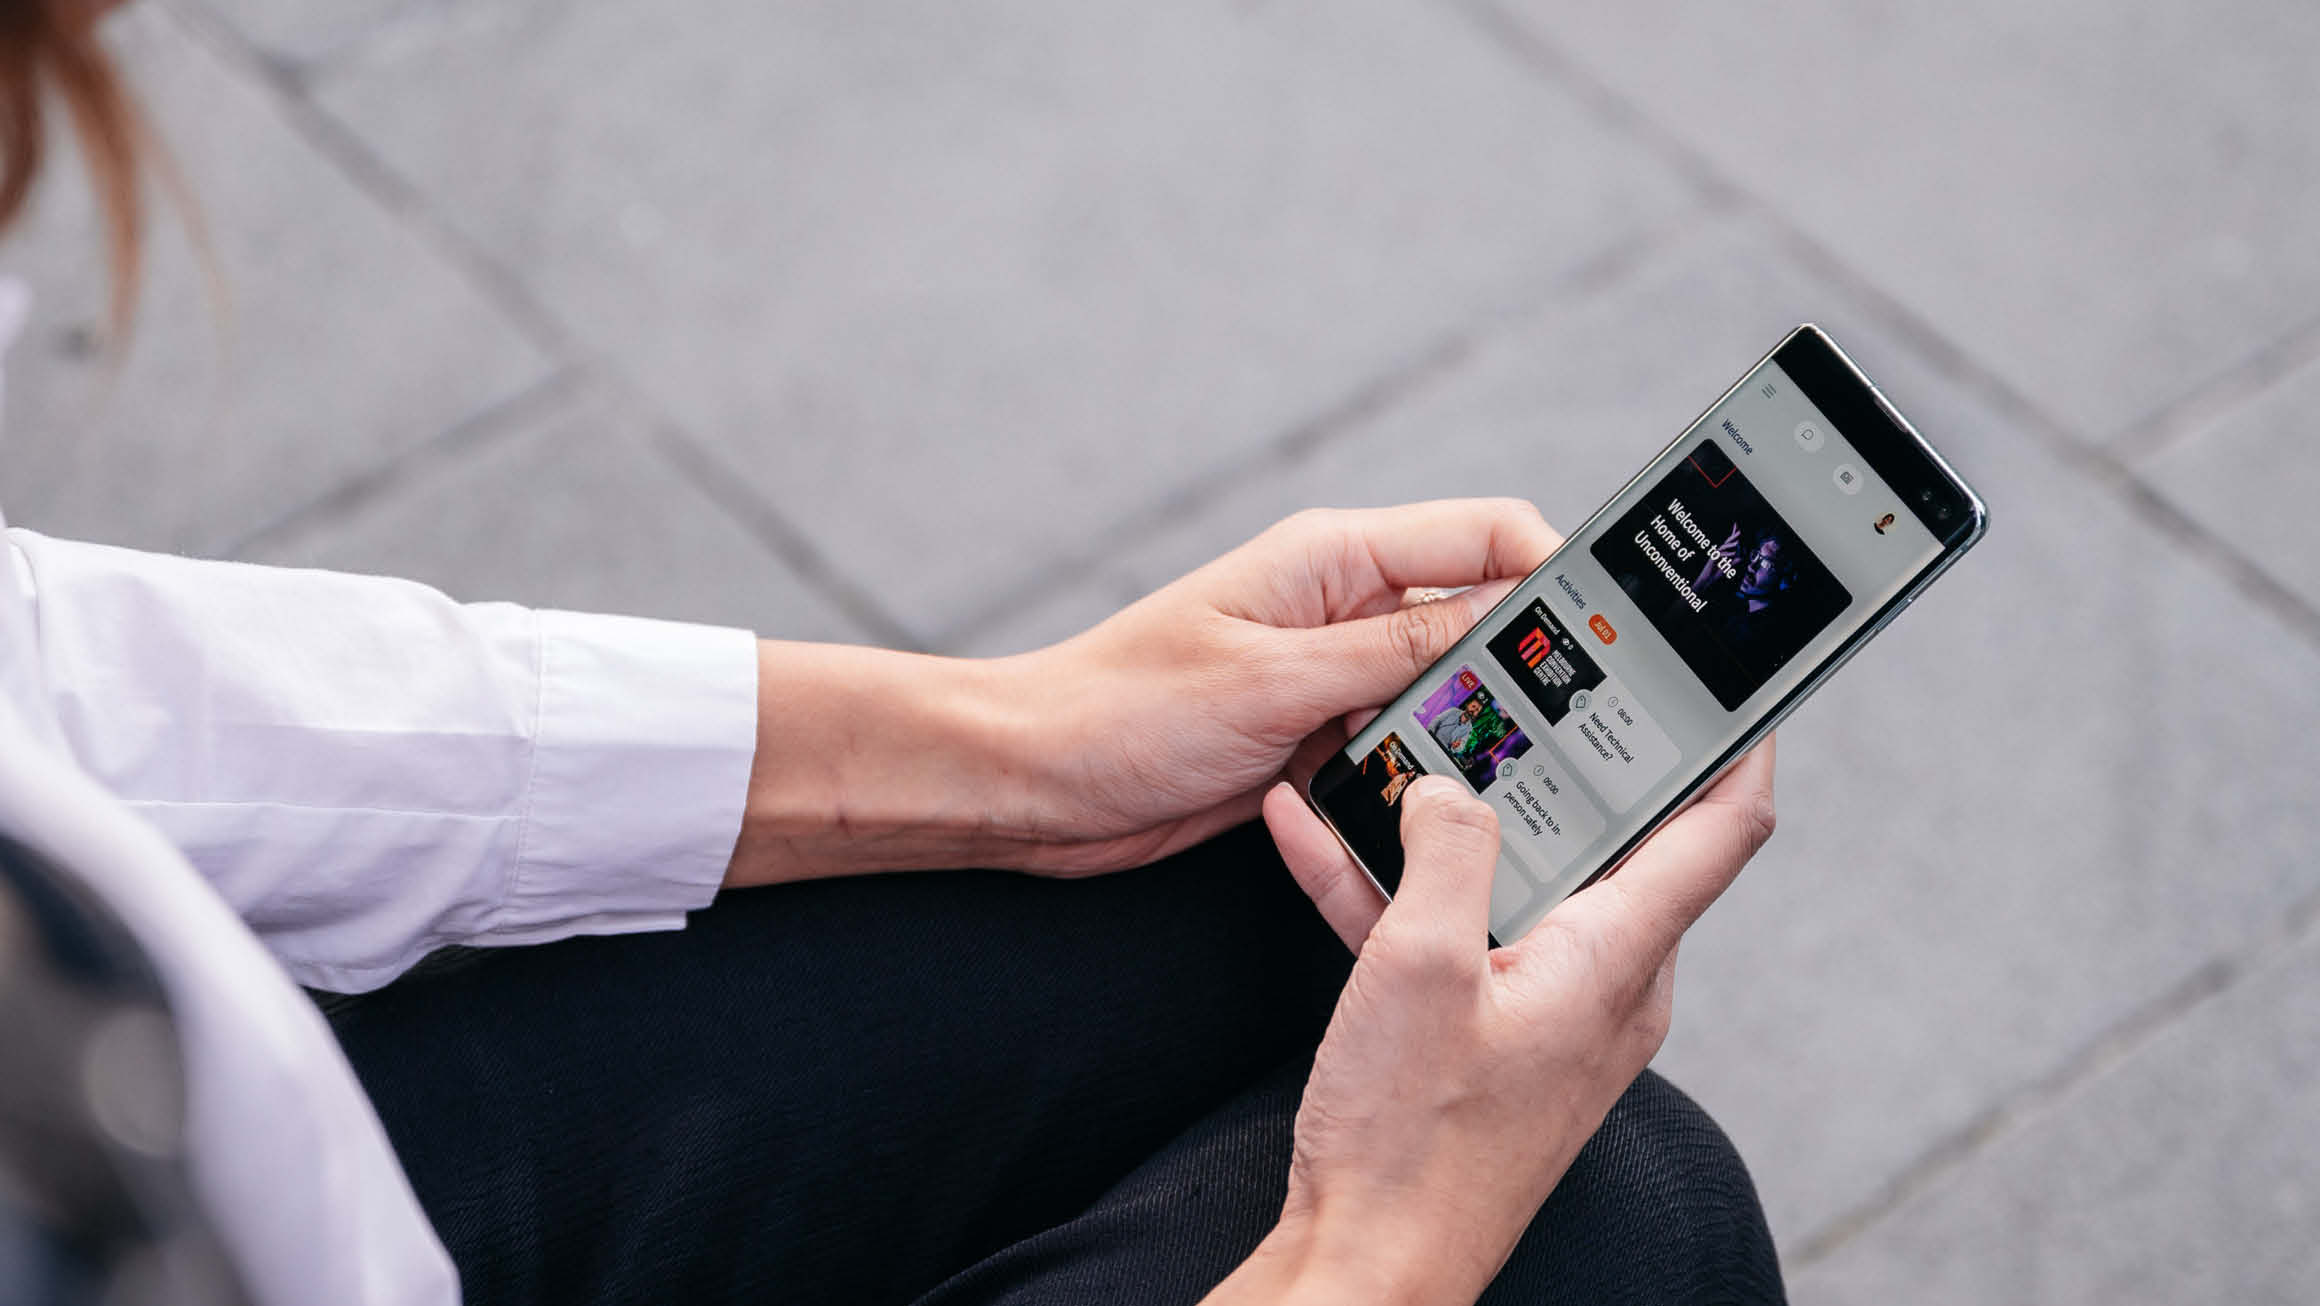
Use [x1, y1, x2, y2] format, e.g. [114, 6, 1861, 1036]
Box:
[1298, 576, 1520, 709]
[1386, 776, 1501, 952]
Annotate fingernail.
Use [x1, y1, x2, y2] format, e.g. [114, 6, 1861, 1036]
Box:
[1406, 775, 1465, 804]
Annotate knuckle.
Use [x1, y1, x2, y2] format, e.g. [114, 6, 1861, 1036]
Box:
[1386, 599, 1459, 670]
[1488, 494, 1542, 523]
[1251, 508, 1325, 557]
[1277, 506, 1341, 542]
[1700, 787, 1778, 867]
[1489, 495, 1558, 541]
[1718, 792, 1777, 865]
[1746, 793, 1779, 851]
[1744, 797, 1781, 858]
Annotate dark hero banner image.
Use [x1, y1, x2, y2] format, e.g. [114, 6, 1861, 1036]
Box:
[1589, 441, 1852, 710]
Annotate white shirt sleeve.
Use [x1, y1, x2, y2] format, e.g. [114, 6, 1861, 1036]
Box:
[7, 529, 760, 993]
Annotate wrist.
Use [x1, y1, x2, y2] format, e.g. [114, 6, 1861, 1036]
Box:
[1207, 1204, 1473, 1306]
[723, 640, 1051, 885]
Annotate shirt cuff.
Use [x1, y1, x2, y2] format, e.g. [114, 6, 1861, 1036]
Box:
[481, 610, 758, 943]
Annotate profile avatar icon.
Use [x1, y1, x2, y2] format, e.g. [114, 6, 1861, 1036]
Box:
[1874, 512, 1896, 535]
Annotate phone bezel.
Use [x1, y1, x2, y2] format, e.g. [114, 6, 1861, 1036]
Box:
[1305, 324, 1988, 935]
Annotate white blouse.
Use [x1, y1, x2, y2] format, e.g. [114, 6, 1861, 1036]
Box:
[0, 507, 760, 1301]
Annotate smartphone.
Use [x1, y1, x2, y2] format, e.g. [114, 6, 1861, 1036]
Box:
[1306, 325, 1986, 944]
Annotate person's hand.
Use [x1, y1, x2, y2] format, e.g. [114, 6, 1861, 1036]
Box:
[723, 499, 1554, 887]
[987, 499, 1559, 874]
[1202, 747, 1777, 1305]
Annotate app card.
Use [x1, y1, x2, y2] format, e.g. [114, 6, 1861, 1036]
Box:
[1487, 598, 1606, 726]
[1488, 745, 1606, 874]
[1546, 674, 1680, 813]
[1410, 665, 1531, 793]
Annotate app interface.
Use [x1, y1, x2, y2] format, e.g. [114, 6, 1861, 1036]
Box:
[1332, 358, 1945, 943]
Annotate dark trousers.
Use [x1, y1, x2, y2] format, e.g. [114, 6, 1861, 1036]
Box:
[322, 823, 1783, 1305]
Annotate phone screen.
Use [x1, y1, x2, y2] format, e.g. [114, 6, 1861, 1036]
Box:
[1313, 333, 1973, 944]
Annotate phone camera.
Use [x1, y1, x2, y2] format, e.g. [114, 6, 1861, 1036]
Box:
[1917, 488, 1936, 504]
[1936, 504, 1953, 520]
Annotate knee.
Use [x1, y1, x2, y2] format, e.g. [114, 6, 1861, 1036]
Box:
[1484, 1070, 1785, 1306]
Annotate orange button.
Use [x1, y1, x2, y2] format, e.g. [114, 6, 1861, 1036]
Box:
[1588, 614, 1617, 644]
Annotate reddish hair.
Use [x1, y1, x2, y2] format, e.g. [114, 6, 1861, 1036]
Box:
[0, 0, 143, 331]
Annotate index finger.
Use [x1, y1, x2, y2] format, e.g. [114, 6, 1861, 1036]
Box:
[1304, 499, 1561, 622]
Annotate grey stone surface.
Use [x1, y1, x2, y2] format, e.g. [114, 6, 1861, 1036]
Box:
[196, 0, 427, 66]
[947, 569, 1144, 659]
[1486, 0, 2320, 443]
[1792, 924, 2320, 1305]
[2138, 353, 2320, 617]
[307, 0, 1700, 641]
[1053, 216, 2320, 1253]
[0, 3, 549, 555]
[243, 388, 869, 642]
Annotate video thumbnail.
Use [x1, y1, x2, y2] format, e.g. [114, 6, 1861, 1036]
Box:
[1588, 441, 1852, 710]
[1411, 665, 1531, 790]
[1486, 599, 1606, 726]
[1358, 733, 1426, 807]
